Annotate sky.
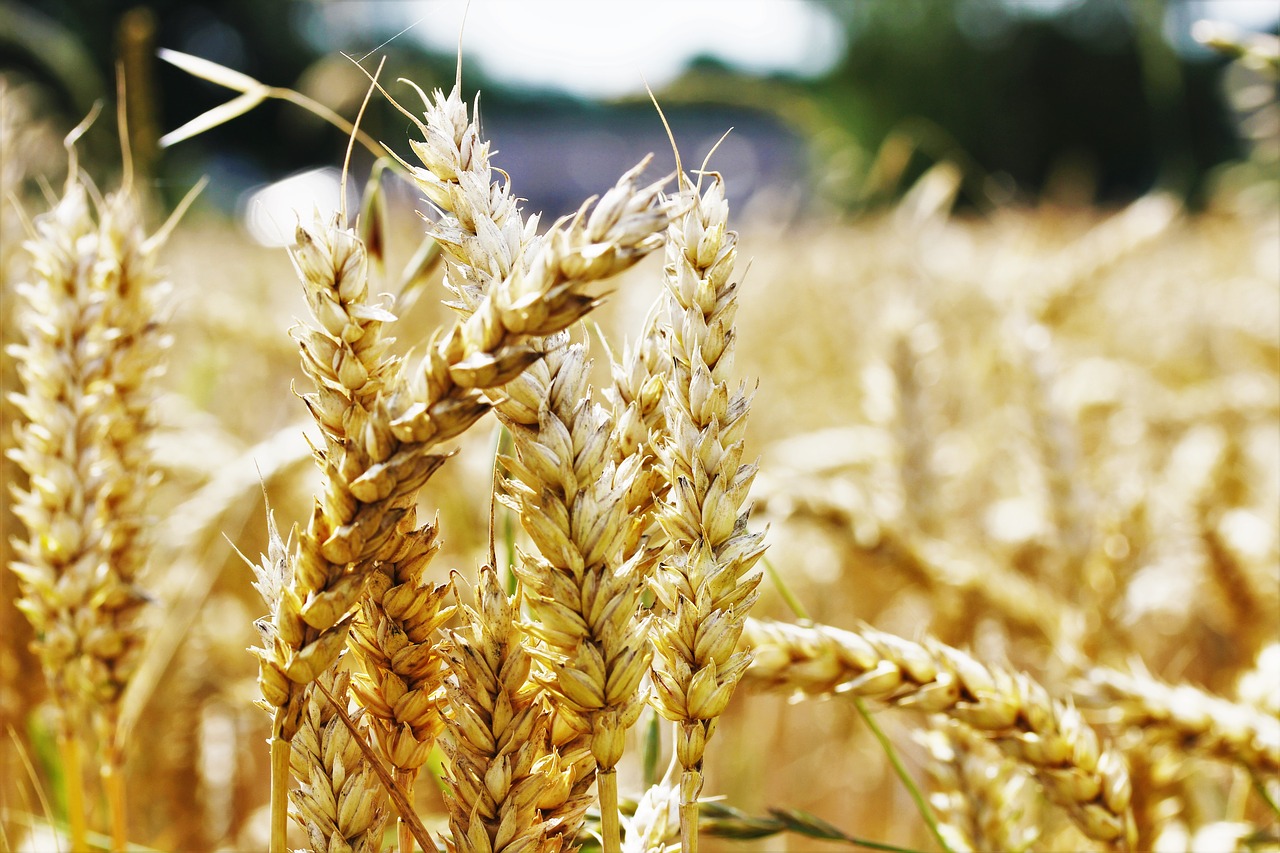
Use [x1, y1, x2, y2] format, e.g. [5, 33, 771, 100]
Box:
[312, 0, 848, 98]
[308, 0, 1280, 101]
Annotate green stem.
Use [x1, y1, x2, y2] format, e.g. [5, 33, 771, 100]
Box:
[641, 711, 660, 789]
[764, 555, 811, 622]
[1252, 767, 1280, 818]
[853, 699, 954, 853]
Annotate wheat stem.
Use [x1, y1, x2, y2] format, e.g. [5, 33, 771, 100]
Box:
[600, 768, 622, 853]
[268, 727, 290, 853]
[57, 728, 87, 853]
[680, 794, 699, 853]
[102, 741, 126, 852]
[855, 698, 954, 853]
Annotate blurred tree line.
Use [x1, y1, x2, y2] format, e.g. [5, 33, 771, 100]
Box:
[0, 0, 1266, 213]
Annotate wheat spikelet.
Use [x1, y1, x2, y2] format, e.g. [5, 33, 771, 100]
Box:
[1077, 667, 1280, 776]
[289, 667, 389, 853]
[398, 82, 538, 312]
[438, 565, 561, 853]
[648, 174, 765, 853]
[7, 166, 168, 848]
[605, 309, 672, 566]
[741, 618, 1137, 849]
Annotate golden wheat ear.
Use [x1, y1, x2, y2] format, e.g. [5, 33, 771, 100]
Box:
[645, 171, 765, 853]
[8, 135, 173, 851]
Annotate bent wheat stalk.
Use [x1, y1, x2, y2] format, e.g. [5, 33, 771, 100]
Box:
[1076, 667, 1280, 776]
[741, 617, 1138, 851]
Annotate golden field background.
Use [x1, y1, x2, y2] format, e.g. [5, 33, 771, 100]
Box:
[1, 68, 1279, 852]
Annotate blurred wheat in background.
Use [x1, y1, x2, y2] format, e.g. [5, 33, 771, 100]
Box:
[1, 3, 1278, 853]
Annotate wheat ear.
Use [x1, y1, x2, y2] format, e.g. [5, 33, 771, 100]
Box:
[496, 332, 654, 853]
[289, 667, 390, 853]
[741, 618, 1138, 850]
[1076, 667, 1280, 776]
[606, 306, 672, 569]
[347, 521, 454, 853]
[439, 565, 560, 853]
[921, 720, 1040, 853]
[8, 167, 168, 850]
[648, 174, 766, 853]
[488, 161, 684, 850]
[396, 81, 539, 312]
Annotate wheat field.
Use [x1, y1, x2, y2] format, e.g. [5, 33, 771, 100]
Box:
[1, 36, 1278, 853]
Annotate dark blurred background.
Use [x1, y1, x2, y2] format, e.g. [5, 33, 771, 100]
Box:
[2, 0, 1277, 228]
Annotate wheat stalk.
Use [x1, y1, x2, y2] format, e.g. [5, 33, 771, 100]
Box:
[741, 617, 1138, 850]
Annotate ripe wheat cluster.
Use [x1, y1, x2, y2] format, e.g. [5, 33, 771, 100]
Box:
[2, 49, 1278, 853]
